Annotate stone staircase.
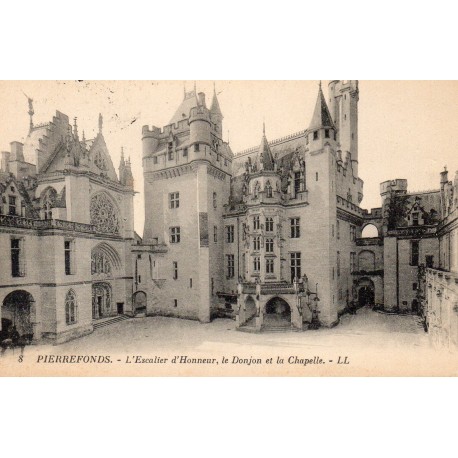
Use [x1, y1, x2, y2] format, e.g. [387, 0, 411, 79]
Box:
[93, 315, 130, 330]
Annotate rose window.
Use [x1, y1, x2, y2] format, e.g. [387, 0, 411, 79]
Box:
[90, 193, 120, 234]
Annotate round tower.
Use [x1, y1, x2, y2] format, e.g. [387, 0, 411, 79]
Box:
[189, 96, 211, 149]
[141, 126, 160, 159]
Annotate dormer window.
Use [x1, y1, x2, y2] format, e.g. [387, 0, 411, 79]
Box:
[168, 142, 174, 160]
[313, 131, 319, 141]
[266, 181, 273, 198]
[194, 144, 200, 152]
[8, 196, 16, 216]
[412, 212, 419, 226]
[325, 129, 330, 139]
[183, 148, 188, 157]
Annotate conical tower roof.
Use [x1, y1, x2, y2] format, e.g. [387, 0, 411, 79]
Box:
[308, 82, 335, 131]
[258, 123, 275, 171]
[210, 85, 223, 118]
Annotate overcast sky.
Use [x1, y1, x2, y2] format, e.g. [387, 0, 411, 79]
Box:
[0, 80, 457, 234]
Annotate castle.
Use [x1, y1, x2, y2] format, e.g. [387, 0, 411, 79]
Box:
[0, 81, 457, 347]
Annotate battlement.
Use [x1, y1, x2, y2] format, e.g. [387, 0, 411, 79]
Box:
[142, 121, 189, 138]
[380, 179, 408, 196]
[189, 105, 211, 123]
[363, 207, 383, 218]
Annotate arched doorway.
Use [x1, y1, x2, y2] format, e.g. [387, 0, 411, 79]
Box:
[133, 291, 147, 313]
[92, 283, 112, 319]
[1, 290, 35, 340]
[357, 278, 375, 307]
[264, 297, 291, 328]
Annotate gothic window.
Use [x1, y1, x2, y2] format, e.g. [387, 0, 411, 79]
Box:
[168, 142, 174, 160]
[266, 258, 274, 274]
[90, 193, 120, 234]
[253, 257, 260, 272]
[11, 238, 25, 277]
[265, 238, 274, 253]
[290, 252, 301, 282]
[64, 240, 75, 275]
[227, 255, 235, 278]
[91, 252, 112, 275]
[294, 172, 301, 194]
[253, 215, 260, 231]
[266, 181, 273, 198]
[325, 129, 330, 139]
[41, 187, 58, 220]
[412, 212, 419, 226]
[265, 217, 274, 232]
[65, 290, 78, 325]
[313, 131, 319, 141]
[410, 241, 420, 266]
[213, 192, 217, 209]
[253, 236, 261, 251]
[8, 195, 16, 215]
[290, 217, 300, 238]
[226, 225, 234, 243]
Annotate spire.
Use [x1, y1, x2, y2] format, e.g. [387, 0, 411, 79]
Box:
[258, 124, 275, 171]
[73, 117, 79, 140]
[120, 146, 125, 165]
[308, 82, 335, 131]
[23, 92, 34, 132]
[98, 113, 103, 134]
[210, 83, 223, 119]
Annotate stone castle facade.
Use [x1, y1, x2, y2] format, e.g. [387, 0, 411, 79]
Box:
[1, 81, 457, 346]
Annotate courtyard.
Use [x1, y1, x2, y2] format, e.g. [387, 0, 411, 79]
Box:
[1, 307, 456, 376]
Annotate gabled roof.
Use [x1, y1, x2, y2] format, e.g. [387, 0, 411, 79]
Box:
[169, 90, 198, 125]
[308, 83, 335, 131]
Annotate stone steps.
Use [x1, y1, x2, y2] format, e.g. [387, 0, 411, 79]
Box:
[93, 315, 130, 330]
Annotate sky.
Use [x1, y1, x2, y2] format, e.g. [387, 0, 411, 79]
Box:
[0, 80, 457, 235]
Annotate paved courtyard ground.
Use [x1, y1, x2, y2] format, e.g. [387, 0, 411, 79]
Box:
[2, 307, 456, 376]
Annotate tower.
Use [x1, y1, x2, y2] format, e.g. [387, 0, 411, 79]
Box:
[328, 80, 359, 176]
[141, 85, 233, 322]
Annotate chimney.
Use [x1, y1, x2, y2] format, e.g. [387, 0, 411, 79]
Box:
[198, 92, 206, 107]
[1, 151, 10, 172]
[10, 141, 24, 162]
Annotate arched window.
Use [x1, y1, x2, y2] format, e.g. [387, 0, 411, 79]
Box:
[213, 192, 217, 209]
[266, 181, 273, 198]
[265, 217, 274, 232]
[265, 238, 274, 253]
[65, 290, 77, 325]
[41, 187, 57, 220]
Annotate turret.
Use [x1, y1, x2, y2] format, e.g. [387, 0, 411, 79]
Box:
[306, 82, 337, 153]
[210, 84, 224, 136]
[1, 151, 10, 172]
[189, 94, 212, 149]
[327, 80, 359, 176]
[141, 125, 161, 159]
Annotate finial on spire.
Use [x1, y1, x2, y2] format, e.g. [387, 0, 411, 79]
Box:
[23, 91, 34, 131]
[73, 117, 78, 139]
[98, 113, 103, 134]
[319, 80, 322, 89]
